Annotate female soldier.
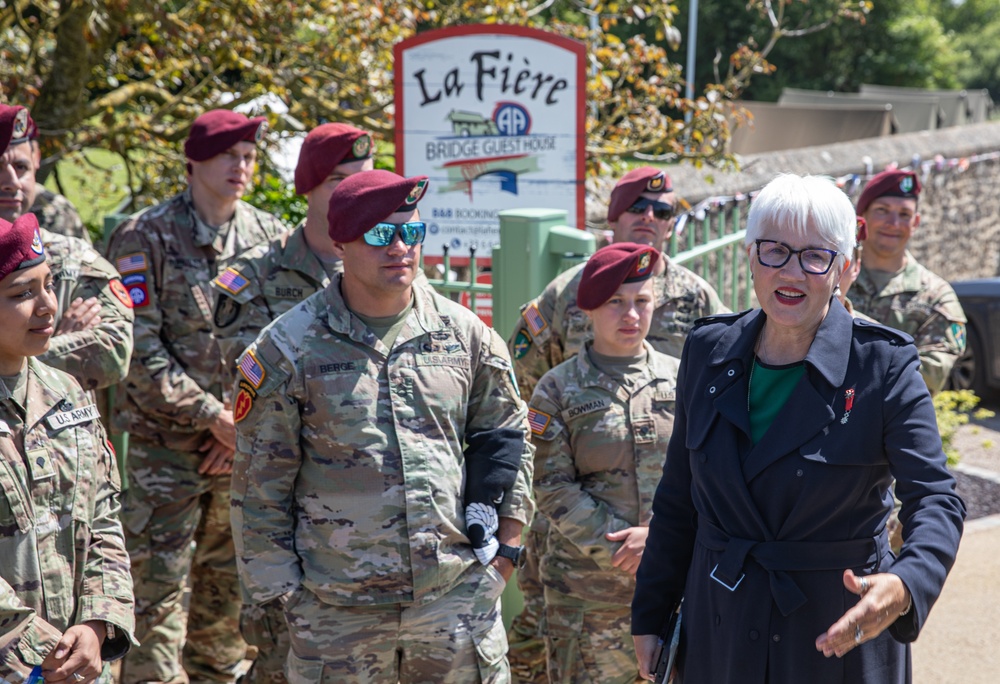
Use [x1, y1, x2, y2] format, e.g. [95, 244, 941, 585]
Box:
[632, 174, 964, 683]
[530, 243, 680, 683]
[0, 212, 135, 682]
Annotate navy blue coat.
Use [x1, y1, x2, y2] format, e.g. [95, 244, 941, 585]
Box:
[632, 300, 965, 684]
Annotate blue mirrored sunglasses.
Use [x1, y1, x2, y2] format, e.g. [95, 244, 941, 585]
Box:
[363, 221, 427, 247]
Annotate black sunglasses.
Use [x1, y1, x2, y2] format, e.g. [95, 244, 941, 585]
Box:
[626, 197, 675, 221]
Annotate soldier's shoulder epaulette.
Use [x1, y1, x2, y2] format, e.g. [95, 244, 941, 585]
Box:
[852, 317, 914, 345]
[693, 308, 753, 329]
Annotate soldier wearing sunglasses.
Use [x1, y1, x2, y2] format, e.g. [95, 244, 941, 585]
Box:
[232, 170, 533, 682]
[505, 166, 728, 684]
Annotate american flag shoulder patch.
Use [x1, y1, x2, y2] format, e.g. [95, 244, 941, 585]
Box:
[216, 267, 250, 295]
[116, 252, 148, 274]
[238, 350, 266, 388]
[522, 303, 547, 337]
[527, 408, 552, 436]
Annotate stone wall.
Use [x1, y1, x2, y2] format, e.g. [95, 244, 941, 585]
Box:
[588, 120, 1000, 282]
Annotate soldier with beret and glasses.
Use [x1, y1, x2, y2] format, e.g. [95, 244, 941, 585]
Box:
[528, 243, 680, 683]
[105, 109, 287, 684]
[0, 213, 136, 683]
[506, 166, 727, 683]
[850, 169, 967, 394]
[231, 169, 534, 683]
[0, 104, 134, 407]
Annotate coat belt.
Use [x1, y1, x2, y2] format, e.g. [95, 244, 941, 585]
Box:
[697, 521, 890, 616]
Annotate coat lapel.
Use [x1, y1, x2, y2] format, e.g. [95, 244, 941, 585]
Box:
[741, 300, 853, 483]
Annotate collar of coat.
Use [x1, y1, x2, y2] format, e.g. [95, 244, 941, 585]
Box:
[707, 297, 852, 389]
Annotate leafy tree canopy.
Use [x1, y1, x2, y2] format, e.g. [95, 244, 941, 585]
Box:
[1, 0, 863, 207]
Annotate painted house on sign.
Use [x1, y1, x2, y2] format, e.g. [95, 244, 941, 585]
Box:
[449, 110, 500, 137]
[395, 25, 586, 261]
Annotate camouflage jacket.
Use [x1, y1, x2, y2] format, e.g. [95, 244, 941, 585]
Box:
[852, 253, 967, 394]
[105, 190, 286, 450]
[529, 343, 679, 605]
[232, 279, 534, 608]
[508, 256, 727, 399]
[37, 228, 134, 392]
[210, 222, 331, 379]
[0, 359, 136, 678]
[211, 221, 431, 381]
[30, 188, 92, 245]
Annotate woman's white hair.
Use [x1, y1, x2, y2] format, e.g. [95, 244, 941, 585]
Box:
[744, 174, 857, 257]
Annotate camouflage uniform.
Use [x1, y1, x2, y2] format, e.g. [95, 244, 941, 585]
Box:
[37, 228, 134, 393]
[851, 252, 967, 394]
[506, 257, 726, 683]
[232, 278, 534, 683]
[105, 189, 286, 684]
[528, 343, 679, 684]
[0, 358, 136, 681]
[211, 221, 430, 380]
[30, 187, 92, 244]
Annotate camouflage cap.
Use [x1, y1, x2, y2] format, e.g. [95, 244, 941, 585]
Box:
[0, 213, 45, 282]
[327, 169, 428, 242]
[294, 123, 373, 195]
[856, 169, 921, 217]
[184, 109, 268, 161]
[0, 105, 31, 156]
[577, 242, 659, 310]
[608, 166, 673, 222]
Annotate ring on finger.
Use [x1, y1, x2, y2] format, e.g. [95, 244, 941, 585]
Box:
[854, 624, 864, 644]
[860, 576, 869, 594]
[72, 674, 84, 683]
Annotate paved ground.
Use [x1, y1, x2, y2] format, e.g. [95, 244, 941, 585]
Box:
[912, 400, 1000, 683]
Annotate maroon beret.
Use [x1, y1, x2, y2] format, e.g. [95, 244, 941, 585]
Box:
[184, 109, 267, 162]
[327, 169, 429, 243]
[856, 169, 921, 217]
[0, 213, 45, 283]
[294, 123, 373, 195]
[0, 105, 31, 156]
[608, 167, 673, 222]
[577, 242, 659, 310]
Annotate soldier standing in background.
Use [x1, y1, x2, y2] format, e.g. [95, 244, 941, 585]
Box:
[851, 169, 967, 394]
[211, 123, 373, 684]
[506, 167, 728, 683]
[232, 170, 533, 682]
[25, 115, 93, 245]
[0, 105, 133, 405]
[0, 205, 136, 682]
[106, 109, 287, 684]
[529, 243, 680, 683]
[211, 122, 375, 380]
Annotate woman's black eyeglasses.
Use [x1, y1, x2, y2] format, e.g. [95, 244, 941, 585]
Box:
[754, 239, 839, 275]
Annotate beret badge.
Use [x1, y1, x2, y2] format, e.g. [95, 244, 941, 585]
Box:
[635, 251, 652, 277]
[253, 120, 268, 143]
[352, 134, 372, 159]
[403, 178, 429, 207]
[899, 176, 914, 194]
[30, 230, 44, 256]
[12, 109, 28, 140]
[646, 173, 666, 192]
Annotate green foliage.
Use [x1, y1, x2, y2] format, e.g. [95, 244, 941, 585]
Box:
[244, 174, 307, 227]
[933, 390, 996, 466]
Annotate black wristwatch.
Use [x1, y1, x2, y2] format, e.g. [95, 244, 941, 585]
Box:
[496, 543, 527, 569]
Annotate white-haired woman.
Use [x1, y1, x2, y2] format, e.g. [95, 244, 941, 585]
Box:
[631, 174, 964, 683]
